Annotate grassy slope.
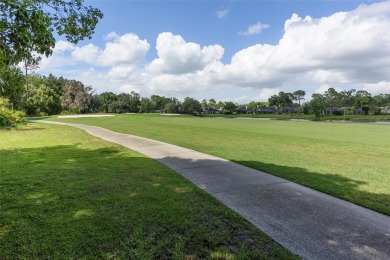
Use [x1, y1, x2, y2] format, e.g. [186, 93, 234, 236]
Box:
[48, 114, 390, 215]
[0, 124, 295, 259]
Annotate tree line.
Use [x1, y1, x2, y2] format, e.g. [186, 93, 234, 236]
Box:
[1, 71, 389, 127]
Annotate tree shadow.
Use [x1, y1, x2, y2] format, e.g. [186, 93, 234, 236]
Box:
[231, 159, 390, 216]
[153, 155, 390, 259]
[0, 145, 294, 259]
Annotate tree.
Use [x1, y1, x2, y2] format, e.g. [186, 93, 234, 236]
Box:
[323, 88, 340, 116]
[0, 66, 24, 108]
[340, 89, 356, 119]
[0, 97, 25, 127]
[0, 0, 103, 66]
[309, 94, 326, 120]
[25, 84, 61, 115]
[181, 97, 202, 115]
[139, 97, 154, 113]
[61, 80, 92, 113]
[268, 92, 293, 113]
[128, 91, 141, 113]
[247, 101, 262, 113]
[355, 90, 371, 115]
[201, 99, 208, 110]
[99, 92, 117, 113]
[208, 98, 217, 109]
[163, 102, 178, 113]
[223, 101, 237, 113]
[292, 90, 306, 113]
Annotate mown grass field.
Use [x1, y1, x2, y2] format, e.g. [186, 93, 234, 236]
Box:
[202, 113, 390, 121]
[0, 124, 296, 259]
[48, 114, 390, 216]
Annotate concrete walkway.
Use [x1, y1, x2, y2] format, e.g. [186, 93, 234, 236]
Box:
[37, 120, 390, 260]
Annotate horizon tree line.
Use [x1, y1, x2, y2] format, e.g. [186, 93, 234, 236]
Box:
[1, 72, 390, 126]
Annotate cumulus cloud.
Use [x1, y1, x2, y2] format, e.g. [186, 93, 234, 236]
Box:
[72, 44, 100, 64]
[217, 9, 229, 18]
[239, 22, 270, 35]
[363, 81, 390, 95]
[258, 88, 281, 101]
[267, 3, 390, 83]
[147, 32, 224, 74]
[38, 1, 390, 98]
[72, 33, 150, 66]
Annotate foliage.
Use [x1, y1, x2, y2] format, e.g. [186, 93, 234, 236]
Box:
[355, 90, 372, 115]
[0, 0, 103, 66]
[25, 84, 61, 115]
[139, 97, 155, 113]
[0, 65, 24, 108]
[268, 92, 293, 111]
[181, 97, 202, 115]
[309, 94, 326, 120]
[61, 80, 92, 114]
[223, 101, 237, 113]
[163, 101, 180, 113]
[0, 97, 24, 127]
[207, 98, 217, 109]
[323, 88, 341, 116]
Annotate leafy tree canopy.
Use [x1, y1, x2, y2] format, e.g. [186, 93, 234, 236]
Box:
[0, 0, 103, 66]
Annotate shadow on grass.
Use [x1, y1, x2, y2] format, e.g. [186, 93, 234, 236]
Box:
[154, 155, 390, 259]
[0, 145, 294, 259]
[231, 160, 390, 216]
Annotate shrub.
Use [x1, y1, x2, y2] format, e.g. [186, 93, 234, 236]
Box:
[0, 97, 25, 128]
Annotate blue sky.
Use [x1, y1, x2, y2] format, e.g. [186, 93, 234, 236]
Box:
[39, 0, 390, 103]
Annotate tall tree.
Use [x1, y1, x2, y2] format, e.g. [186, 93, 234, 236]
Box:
[26, 84, 61, 115]
[293, 90, 306, 113]
[268, 92, 293, 113]
[61, 80, 92, 113]
[139, 97, 154, 113]
[223, 101, 237, 113]
[0, 66, 24, 108]
[355, 90, 371, 115]
[309, 94, 326, 120]
[99, 92, 117, 113]
[340, 89, 356, 119]
[0, 0, 103, 66]
[208, 98, 217, 109]
[181, 97, 202, 115]
[323, 88, 340, 116]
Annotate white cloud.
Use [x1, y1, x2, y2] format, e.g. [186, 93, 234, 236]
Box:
[72, 44, 100, 64]
[217, 9, 229, 18]
[72, 33, 150, 66]
[99, 33, 150, 66]
[239, 22, 270, 35]
[108, 65, 137, 80]
[258, 88, 281, 101]
[38, 1, 390, 99]
[363, 81, 390, 95]
[147, 32, 224, 74]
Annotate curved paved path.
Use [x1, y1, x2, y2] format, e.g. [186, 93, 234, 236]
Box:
[37, 120, 390, 260]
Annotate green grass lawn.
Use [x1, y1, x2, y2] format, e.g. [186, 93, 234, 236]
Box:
[202, 113, 390, 121]
[46, 114, 390, 216]
[0, 124, 295, 259]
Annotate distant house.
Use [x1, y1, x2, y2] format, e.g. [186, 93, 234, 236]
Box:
[325, 106, 342, 115]
[380, 107, 390, 114]
[236, 107, 253, 114]
[257, 106, 277, 114]
[282, 106, 296, 114]
[203, 107, 219, 114]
